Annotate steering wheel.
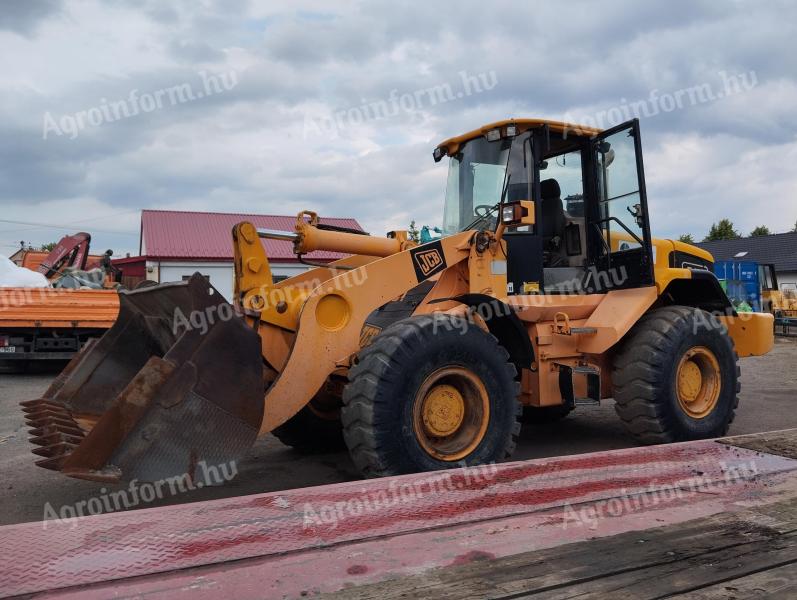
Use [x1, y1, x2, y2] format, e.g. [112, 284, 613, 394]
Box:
[474, 204, 493, 218]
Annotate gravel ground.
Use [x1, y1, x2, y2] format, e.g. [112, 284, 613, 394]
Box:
[1, 337, 796, 525]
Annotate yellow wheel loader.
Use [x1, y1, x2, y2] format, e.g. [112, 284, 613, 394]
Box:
[22, 118, 775, 484]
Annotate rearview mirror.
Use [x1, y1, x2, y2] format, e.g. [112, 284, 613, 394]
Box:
[626, 203, 644, 229]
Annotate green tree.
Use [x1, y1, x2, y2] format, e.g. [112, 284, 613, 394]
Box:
[703, 219, 741, 241]
[749, 225, 771, 237]
[408, 220, 420, 243]
[40, 242, 58, 252]
[677, 233, 695, 244]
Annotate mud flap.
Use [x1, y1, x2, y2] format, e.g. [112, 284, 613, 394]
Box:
[21, 274, 264, 484]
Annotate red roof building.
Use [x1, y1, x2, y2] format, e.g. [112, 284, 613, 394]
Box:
[139, 210, 362, 261]
[114, 210, 365, 299]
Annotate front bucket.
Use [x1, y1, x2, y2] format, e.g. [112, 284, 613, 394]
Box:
[21, 274, 264, 484]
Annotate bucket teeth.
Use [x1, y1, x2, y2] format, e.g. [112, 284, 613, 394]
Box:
[29, 423, 84, 438]
[25, 408, 71, 422]
[35, 455, 68, 471]
[32, 442, 77, 458]
[26, 415, 79, 430]
[22, 399, 86, 471]
[21, 399, 66, 413]
[20, 398, 47, 408]
[30, 432, 83, 446]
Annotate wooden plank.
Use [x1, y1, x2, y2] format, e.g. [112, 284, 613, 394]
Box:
[667, 563, 797, 599]
[320, 498, 797, 600]
[538, 531, 797, 599]
[721, 429, 797, 461]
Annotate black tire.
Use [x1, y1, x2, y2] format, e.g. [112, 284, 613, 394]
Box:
[521, 404, 573, 424]
[613, 306, 740, 444]
[342, 314, 521, 477]
[271, 395, 345, 453]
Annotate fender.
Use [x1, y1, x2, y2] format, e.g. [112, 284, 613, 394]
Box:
[449, 293, 534, 371]
[661, 269, 735, 315]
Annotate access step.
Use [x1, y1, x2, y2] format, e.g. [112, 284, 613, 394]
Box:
[557, 363, 601, 409]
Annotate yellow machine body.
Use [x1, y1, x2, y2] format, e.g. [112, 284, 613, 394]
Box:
[22, 117, 774, 483]
[232, 212, 772, 427]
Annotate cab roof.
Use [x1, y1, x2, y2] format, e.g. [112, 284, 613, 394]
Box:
[434, 119, 603, 156]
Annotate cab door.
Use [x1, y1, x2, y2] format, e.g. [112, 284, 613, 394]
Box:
[587, 119, 654, 291]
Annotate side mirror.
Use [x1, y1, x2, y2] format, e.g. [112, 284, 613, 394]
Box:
[597, 144, 615, 167]
[626, 203, 645, 229]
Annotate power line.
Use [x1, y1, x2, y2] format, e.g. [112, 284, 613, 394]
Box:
[70, 208, 142, 224]
[0, 209, 142, 235]
[0, 218, 138, 236]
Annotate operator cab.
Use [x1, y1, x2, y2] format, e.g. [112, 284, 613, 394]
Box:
[435, 118, 654, 295]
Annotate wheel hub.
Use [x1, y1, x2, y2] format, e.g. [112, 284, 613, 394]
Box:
[676, 346, 721, 419]
[677, 361, 702, 401]
[412, 367, 490, 461]
[422, 384, 465, 436]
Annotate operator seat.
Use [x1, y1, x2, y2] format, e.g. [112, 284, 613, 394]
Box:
[540, 178, 566, 243]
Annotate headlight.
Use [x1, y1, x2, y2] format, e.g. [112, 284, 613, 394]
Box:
[501, 201, 535, 226]
[484, 128, 501, 142]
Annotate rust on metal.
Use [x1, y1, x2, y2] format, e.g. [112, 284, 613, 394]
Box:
[20, 274, 264, 484]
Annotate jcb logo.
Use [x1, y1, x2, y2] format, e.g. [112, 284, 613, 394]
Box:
[410, 241, 447, 281]
[415, 250, 442, 275]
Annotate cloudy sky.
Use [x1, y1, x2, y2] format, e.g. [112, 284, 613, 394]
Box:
[1, 0, 795, 257]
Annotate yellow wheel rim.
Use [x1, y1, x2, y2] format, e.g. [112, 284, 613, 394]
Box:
[412, 367, 490, 461]
[422, 384, 465, 436]
[676, 346, 721, 419]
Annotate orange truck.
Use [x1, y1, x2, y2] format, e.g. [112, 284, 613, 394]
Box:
[2, 233, 121, 363]
[0, 287, 118, 362]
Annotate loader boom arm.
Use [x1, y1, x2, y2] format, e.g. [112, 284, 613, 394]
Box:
[232, 217, 476, 432]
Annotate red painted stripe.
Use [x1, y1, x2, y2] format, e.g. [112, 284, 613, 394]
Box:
[1, 439, 795, 598]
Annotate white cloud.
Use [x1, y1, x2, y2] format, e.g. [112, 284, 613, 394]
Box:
[0, 0, 795, 256]
[646, 133, 797, 238]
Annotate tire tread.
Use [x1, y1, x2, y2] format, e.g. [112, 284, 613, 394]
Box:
[612, 306, 740, 444]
